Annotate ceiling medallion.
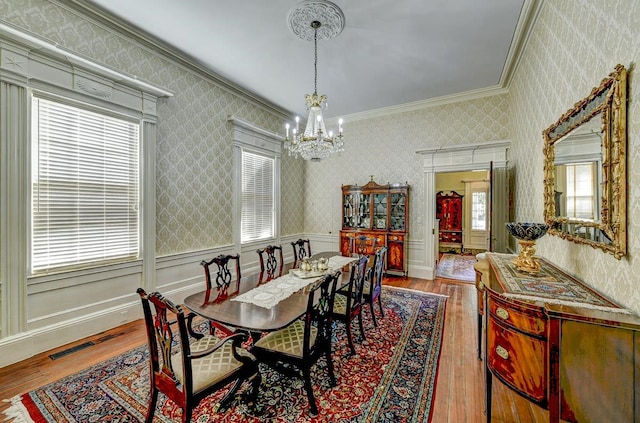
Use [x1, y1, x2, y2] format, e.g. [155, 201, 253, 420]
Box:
[287, 0, 345, 41]
[284, 0, 346, 162]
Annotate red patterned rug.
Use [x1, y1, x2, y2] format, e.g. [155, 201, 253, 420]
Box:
[3, 287, 447, 423]
[436, 253, 476, 282]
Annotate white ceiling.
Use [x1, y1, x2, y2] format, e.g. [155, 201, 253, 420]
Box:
[87, 0, 530, 120]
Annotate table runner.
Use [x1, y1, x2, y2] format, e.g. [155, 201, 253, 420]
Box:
[486, 252, 629, 313]
[231, 255, 357, 309]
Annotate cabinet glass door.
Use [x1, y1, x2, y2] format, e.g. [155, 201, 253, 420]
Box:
[360, 193, 371, 228]
[373, 193, 387, 229]
[343, 193, 357, 228]
[390, 193, 406, 230]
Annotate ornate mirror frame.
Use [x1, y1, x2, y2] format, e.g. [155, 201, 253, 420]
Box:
[543, 64, 627, 259]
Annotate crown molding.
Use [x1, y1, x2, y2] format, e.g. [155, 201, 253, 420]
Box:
[499, 0, 545, 88]
[329, 85, 509, 124]
[58, 0, 292, 120]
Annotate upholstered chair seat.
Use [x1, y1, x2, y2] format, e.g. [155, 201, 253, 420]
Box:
[171, 335, 255, 392]
[254, 320, 317, 358]
[332, 293, 349, 316]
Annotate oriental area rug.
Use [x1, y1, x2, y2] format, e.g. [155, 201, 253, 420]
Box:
[435, 253, 476, 282]
[3, 287, 447, 423]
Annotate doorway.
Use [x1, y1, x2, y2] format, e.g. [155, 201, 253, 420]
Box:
[416, 141, 510, 280]
[435, 170, 489, 255]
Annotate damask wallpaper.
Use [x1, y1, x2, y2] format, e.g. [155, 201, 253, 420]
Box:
[508, 0, 640, 313]
[0, 0, 304, 257]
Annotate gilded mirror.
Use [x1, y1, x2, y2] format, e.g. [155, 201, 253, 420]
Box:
[543, 64, 627, 259]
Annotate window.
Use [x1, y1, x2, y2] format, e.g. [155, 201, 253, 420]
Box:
[471, 191, 487, 230]
[565, 163, 595, 220]
[31, 96, 140, 273]
[241, 151, 275, 243]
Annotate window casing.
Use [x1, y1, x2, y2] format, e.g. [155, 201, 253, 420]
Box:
[31, 96, 140, 273]
[230, 117, 281, 249]
[241, 151, 275, 243]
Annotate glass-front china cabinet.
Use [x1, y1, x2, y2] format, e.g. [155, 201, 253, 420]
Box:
[341, 178, 409, 276]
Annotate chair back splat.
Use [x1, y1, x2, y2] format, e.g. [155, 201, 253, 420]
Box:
[291, 239, 311, 268]
[256, 245, 284, 283]
[200, 254, 241, 304]
[137, 288, 260, 423]
[365, 246, 387, 327]
[252, 271, 340, 416]
[333, 255, 369, 355]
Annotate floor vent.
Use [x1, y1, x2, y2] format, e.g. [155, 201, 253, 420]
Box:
[49, 341, 95, 360]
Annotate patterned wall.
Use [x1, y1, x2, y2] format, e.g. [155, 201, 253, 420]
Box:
[508, 0, 640, 313]
[0, 0, 305, 256]
[304, 95, 511, 245]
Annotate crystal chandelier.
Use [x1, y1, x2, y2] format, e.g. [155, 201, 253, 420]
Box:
[284, 0, 345, 162]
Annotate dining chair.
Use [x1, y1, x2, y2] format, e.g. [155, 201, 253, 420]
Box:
[200, 254, 241, 304]
[200, 253, 241, 336]
[251, 270, 340, 416]
[137, 288, 260, 423]
[256, 245, 284, 283]
[363, 246, 387, 327]
[332, 255, 369, 355]
[291, 238, 311, 268]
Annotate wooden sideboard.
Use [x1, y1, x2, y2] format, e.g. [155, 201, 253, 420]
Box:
[482, 253, 640, 423]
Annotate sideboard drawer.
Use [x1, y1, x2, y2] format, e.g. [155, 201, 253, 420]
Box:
[487, 315, 547, 404]
[488, 294, 546, 337]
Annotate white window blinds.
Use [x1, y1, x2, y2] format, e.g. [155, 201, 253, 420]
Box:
[241, 151, 274, 243]
[31, 97, 140, 273]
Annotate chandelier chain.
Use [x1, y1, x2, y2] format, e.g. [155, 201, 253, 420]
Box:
[314, 26, 318, 94]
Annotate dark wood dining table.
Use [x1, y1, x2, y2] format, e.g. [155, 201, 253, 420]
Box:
[183, 251, 350, 334]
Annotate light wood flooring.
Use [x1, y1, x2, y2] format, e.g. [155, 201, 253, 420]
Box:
[0, 276, 549, 422]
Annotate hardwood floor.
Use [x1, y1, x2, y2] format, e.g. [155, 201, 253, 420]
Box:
[0, 276, 549, 422]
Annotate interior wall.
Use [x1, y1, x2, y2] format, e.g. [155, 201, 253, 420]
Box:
[508, 0, 640, 313]
[303, 95, 511, 274]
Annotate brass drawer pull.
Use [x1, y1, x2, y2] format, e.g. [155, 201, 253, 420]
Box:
[496, 307, 509, 320]
[496, 345, 509, 360]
